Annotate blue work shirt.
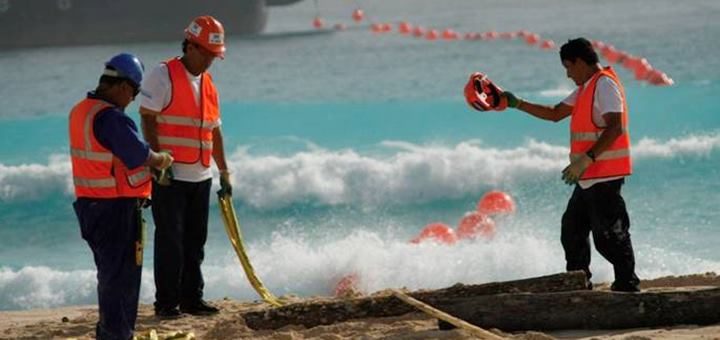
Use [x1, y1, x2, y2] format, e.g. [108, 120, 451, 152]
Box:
[89, 92, 150, 169]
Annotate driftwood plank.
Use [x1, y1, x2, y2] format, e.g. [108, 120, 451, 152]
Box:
[243, 271, 587, 330]
[441, 287, 720, 331]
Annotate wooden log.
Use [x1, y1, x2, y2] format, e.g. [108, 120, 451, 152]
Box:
[391, 289, 504, 340]
[243, 271, 587, 330]
[440, 287, 720, 331]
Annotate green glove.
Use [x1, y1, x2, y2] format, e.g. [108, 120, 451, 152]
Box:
[504, 91, 522, 108]
[218, 170, 232, 197]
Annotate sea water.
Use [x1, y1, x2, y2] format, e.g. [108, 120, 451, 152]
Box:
[1, 0, 719, 310]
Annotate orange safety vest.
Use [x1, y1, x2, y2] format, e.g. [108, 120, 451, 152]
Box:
[156, 57, 220, 167]
[69, 98, 152, 198]
[570, 66, 632, 180]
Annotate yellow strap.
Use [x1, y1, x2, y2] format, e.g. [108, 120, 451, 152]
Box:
[218, 194, 283, 307]
[391, 289, 506, 340]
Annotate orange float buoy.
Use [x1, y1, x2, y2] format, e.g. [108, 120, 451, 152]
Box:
[425, 29, 439, 41]
[398, 21, 412, 34]
[464, 32, 481, 40]
[525, 33, 539, 45]
[381, 23, 392, 32]
[312, 17, 324, 29]
[517, 30, 530, 38]
[601, 45, 621, 63]
[457, 211, 496, 240]
[539, 39, 556, 50]
[352, 9, 364, 23]
[412, 26, 425, 38]
[499, 31, 515, 40]
[442, 28, 458, 40]
[646, 69, 674, 86]
[370, 23, 382, 33]
[477, 190, 516, 215]
[633, 58, 652, 80]
[410, 223, 457, 244]
[334, 273, 361, 297]
[591, 40, 605, 50]
[621, 55, 639, 70]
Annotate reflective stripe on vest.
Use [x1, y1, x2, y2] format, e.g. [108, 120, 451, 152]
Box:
[156, 57, 220, 167]
[74, 177, 116, 188]
[156, 115, 215, 128]
[157, 136, 214, 149]
[570, 128, 628, 142]
[128, 168, 151, 187]
[69, 98, 152, 198]
[569, 66, 632, 180]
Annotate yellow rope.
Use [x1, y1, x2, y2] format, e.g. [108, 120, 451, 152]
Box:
[218, 194, 282, 307]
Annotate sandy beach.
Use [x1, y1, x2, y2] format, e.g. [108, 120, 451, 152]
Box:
[2, 273, 718, 340]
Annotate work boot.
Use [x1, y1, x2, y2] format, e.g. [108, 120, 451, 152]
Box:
[155, 306, 182, 319]
[180, 300, 220, 315]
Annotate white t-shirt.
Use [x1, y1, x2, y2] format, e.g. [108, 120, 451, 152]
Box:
[563, 76, 624, 189]
[140, 63, 221, 183]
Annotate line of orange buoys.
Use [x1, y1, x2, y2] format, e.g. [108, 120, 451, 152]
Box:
[333, 191, 516, 297]
[311, 8, 673, 86]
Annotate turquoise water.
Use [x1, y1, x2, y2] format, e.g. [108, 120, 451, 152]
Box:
[1, 0, 719, 310]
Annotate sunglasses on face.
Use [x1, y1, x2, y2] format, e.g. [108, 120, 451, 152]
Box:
[126, 81, 140, 98]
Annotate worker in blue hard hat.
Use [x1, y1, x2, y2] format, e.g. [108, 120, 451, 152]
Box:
[69, 52, 174, 340]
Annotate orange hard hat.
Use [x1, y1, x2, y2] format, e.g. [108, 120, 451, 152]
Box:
[185, 15, 226, 59]
[464, 72, 507, 111]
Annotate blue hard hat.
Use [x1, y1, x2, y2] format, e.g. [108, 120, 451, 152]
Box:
[104, 53, 144, 87]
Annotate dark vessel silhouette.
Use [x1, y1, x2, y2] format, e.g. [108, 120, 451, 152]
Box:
[0, 0, 302, 49]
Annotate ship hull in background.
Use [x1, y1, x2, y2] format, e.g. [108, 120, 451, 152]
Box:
[0, 0, 301, 49]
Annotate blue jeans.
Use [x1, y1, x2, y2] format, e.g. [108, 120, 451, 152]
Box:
[74, 197, 143, 340]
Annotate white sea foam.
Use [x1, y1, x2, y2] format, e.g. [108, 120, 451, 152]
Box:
[0, 134, 718, 207]
[1, 227, 718, 310]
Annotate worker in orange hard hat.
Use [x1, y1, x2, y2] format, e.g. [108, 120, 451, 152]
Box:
[139, 15, 230, 318]
[184, 15, 226, 59]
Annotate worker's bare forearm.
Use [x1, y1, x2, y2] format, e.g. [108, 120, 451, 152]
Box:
[517, 101, 571, 122]
[139, 109, 160, 151]
[212, 127, 228, 171]
[590, 112, 624, 156]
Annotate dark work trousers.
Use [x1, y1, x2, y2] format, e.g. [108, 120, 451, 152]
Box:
[73, 197, 144, 340]
[152, 178, 211, 309]
[561, 178, 640, 288]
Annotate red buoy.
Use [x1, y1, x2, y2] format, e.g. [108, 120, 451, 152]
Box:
[442, 28, 458, 40]
[633, 58, 652, 80]
[540, 39, 556, 50]
[334, 273, 360, 297]
[425, 29, 439, 41]
[352, 9, 364, 23]
[398, 21, 412, 34]
[525, 33, 539, 45]
[457, 211, 496, 240]
[410, 223, 457, 244]
[312, 17, 324, 29]
[477, 190, 516, 215]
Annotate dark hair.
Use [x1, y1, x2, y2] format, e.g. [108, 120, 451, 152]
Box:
[559, 37, 599, 65]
